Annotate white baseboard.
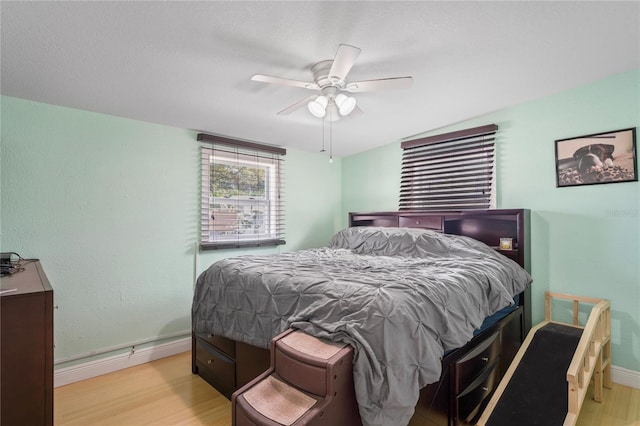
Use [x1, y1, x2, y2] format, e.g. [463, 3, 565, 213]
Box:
[54, 337, 191, 388]
[611, 365, 640, 390]
[55, 338, 639, 391]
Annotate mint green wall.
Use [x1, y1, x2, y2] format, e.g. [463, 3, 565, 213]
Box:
[341, 141, 401, 217]
[2, 70, 638, 373]
[0, 96, 342, 365]
[343, 69, 640, 372]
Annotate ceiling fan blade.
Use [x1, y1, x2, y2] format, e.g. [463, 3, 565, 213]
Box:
[277, 95, 319, 115]
[252, 74, 319, 90]
[328, 44, 361, 82]
[345, 76, 413, 93]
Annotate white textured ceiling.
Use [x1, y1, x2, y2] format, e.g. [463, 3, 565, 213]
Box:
[2, 1, 639, 157]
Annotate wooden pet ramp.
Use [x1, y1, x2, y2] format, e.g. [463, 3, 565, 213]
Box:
[477, 292, 611, 426]
[232, 329, 361, 426]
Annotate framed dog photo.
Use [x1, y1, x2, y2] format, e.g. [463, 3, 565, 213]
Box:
[555, 127, 637, 187]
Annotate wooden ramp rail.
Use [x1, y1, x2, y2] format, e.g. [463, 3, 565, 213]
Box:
[561, 293, 611, 425]
[477, 292, 611, 426]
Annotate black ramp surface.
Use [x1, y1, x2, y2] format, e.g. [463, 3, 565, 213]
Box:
[486, 323, 583, 426]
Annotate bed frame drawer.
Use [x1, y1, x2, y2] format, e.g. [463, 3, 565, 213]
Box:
[455, 359, 500, 424]
[195, 338, 236, 399]
[398, 215, 443, 230]
[197, 332, 236, 359]
[454, 331, 500, 393]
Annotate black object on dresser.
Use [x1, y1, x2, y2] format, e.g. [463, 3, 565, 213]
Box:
[1, 260, 54, 426]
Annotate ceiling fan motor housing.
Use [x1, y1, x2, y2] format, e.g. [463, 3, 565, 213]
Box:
[311, 60, 344, 91]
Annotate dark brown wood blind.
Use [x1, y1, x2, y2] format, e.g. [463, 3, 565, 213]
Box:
[399, 124, 497, 211]
[198, 133, 285, 249]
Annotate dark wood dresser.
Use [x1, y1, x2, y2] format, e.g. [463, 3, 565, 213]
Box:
[1, 261, 53, 426]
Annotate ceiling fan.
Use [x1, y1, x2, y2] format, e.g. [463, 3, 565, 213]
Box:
[251, 44, 413, 121]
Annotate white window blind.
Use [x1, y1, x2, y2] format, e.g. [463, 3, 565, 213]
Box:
[399, 124, 497, 211]
[198, 133, 285, 249]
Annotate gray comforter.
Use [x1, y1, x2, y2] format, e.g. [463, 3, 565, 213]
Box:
[192, 227, 532, 426]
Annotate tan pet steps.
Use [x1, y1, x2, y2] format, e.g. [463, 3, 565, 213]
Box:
[232, 329, 361, 426]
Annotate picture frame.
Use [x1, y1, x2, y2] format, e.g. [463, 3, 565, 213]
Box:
[555, 127, 637, 188]
[499, 238, 513, 250]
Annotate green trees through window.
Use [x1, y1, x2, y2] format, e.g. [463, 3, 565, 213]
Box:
[210, 162, 266, 199]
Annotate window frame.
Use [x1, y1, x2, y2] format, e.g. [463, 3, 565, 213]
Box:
[198, 133, 285, 250]
[399, 124, 497, 211]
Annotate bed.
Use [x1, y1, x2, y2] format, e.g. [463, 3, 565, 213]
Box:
[192, 209, 532, 426]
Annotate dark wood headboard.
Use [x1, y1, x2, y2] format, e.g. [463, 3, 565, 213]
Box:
[350, 209, 532, 334]
[349, 209, 530, 271]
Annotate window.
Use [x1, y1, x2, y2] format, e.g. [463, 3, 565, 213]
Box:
[199, 133, 285, 249]
[399, 124, 497, 211]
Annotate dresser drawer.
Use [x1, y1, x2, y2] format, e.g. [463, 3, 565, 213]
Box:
[455, 359, 500, 424]
[195, 339, 236, 399]
[454, 331, 500, 393]
[197, 332, 236, 359]
[399, 215, 443, 230]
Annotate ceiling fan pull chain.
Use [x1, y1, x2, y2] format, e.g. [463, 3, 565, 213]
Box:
[321, 117, 326, 152]
[329, 110, 333, 164]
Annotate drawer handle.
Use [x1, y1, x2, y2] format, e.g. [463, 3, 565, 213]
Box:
[415, 221, 421, 224]
[207, 359, 213, 365]
[481, 357, 489, 362]
[482, 386, 489, 392]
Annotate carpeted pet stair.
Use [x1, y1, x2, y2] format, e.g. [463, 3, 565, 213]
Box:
[232, 329, 361, 426]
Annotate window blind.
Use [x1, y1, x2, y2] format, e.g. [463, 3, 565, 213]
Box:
[198, 133, 285, 249]
[399, 124, 497, 211]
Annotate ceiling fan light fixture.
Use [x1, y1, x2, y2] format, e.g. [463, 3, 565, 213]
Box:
[325, 102, 340, 121]
[308, 95, 328, 118]
[335, 93, 356, 116]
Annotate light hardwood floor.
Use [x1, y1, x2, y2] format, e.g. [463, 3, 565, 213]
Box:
[55, 352, 639, 425]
